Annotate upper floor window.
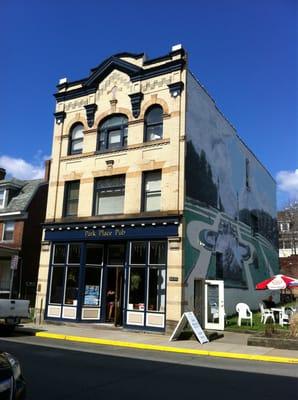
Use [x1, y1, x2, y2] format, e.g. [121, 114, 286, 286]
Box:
[143, 170, 161, 212]
[0, 189, 6, 208]
[97, 115, 128, 152]
[69, 124, 84, 155]
[63, 181, 80, 217]
[94, 175, 125, 215]
[144, 105, 163, 141]
[280, 222, 290, 232]
[2, 221, 15, 241]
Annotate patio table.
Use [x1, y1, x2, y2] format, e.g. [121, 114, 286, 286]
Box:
[270, 308, 283, 325]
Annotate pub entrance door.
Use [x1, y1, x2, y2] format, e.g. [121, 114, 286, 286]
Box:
[104, 244, 125, 325]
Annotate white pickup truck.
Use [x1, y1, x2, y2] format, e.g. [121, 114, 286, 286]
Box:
[0, 299, 30, 332]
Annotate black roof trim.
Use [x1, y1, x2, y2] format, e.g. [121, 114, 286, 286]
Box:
[131, 59, 185, 82]
[55, 86, 97, 103]
[54, 53, 185, 103]
[86, 57, 142, 86]
[56, 78, 87, 90]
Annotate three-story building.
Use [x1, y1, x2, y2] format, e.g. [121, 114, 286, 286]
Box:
[36, 45, 278, 332]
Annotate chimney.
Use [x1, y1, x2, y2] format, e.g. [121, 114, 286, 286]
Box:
[44, 160, 51, 182]
[0, 168, 6, 180]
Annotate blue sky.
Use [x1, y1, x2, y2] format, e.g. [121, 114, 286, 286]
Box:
[0, 0, 297, 209]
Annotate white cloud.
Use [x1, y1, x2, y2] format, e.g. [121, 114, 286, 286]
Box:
[0, 154, 47, 180]
[276, 169, 298, 199]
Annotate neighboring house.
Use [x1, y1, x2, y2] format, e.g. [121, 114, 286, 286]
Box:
[278, 203, 298, 298]
[35, 45, 278, 332]
[278, 204, 298, 257]
[0, 168, 48, 305]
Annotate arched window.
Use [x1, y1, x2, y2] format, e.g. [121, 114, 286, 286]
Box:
[69, 124, 84, 155]
[144, 105, 163, 141]
[97, 115, 128, 151]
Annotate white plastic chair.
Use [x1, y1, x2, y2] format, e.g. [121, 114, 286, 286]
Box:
[236, 303, 253, 326]
[279, 307, 294, 327]
[259, 303, 275, 324]
[210, 303, 227, 325]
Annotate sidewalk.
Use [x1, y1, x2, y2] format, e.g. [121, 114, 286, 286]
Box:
[18, 322, 298, 364]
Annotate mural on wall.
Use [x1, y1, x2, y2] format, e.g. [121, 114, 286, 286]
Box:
[184, 73, 278, 290]
[199, 219, 250, 288]
[184, 201, 279, 290]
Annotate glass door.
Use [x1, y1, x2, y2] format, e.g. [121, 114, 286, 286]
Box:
[105, 244, 125, 325]
[204, 280, 225, 330]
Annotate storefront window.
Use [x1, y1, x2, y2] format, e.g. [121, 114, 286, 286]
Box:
[128, 267, 145, 310]
[64, 266, 79, 305]
[107, 244, 125, 265]
[53, 245, 67, 264]
[49, 266, 64, 304]
[149, 241, 166, 265]
[147, 268, 166, 312]
[86, 244, 103, 265]
[130, 242, 146, 264]
[68, 244, 81, 263]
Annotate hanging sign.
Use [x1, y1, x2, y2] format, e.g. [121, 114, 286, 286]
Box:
[169, 311, 209, 344]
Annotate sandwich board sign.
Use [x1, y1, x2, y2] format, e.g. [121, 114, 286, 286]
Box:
[169, 311, 209, 344]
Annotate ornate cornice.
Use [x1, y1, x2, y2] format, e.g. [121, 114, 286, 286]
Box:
[129, 92, 144, 118]
[84, 104, 97, 128]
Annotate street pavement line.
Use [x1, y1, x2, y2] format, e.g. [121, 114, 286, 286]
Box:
[35, 332, 298, 364]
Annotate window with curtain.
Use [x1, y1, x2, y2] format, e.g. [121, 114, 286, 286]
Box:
[144, 105, 163, 141]
[69, 124, 84, 155]
[143, 170, 161, 212]
[94, 175, 125, 215]
[97, 115, 128, 151]
[63, 181, 80, 217]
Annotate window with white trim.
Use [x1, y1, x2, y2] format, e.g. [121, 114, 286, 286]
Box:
[0, 189, 6, 208]
[2, 221, 15, 241]
[144, 105, 163, 141]
[94, 175, 125, 215]
[127, 241, 166, 313]
[97, 115, 128, 151]
[280, 222, 290, 232]
[69, 124, 84, 155]
[143, 170, 161, 212]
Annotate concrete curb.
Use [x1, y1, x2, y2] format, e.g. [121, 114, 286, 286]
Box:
[35, 332, 298, 364]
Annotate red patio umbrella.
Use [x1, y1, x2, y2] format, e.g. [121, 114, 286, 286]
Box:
[256, 274, 298, 290]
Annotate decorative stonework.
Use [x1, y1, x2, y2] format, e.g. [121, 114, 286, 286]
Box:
[54, 111, 66, 124]
[110, 99, 118, 112]
[97, 71, 131, 98]
[84, 104, 97, 128]
[65, 98, 88, 111]
[139, 97, 170, 118]
[168, 82, 184, 97]
[141, 76, 172, 92]
[129, 92, 144, 118]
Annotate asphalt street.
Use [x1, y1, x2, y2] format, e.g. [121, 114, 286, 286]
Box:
[0, 335, 297, 400]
